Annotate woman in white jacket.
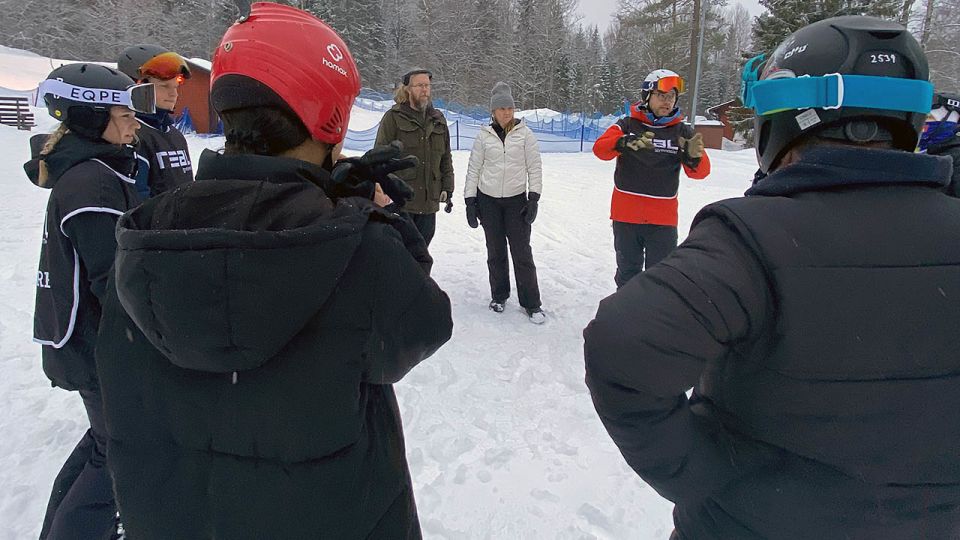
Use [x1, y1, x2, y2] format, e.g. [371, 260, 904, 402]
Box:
[464, 82, 545, 324]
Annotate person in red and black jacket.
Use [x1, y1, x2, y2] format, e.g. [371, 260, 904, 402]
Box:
[593, 69, 711, 288]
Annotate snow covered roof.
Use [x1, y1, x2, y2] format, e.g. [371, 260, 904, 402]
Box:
[188, 58, 212, 71]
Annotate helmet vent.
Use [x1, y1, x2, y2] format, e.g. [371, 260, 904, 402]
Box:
[322, 106, 345, 137]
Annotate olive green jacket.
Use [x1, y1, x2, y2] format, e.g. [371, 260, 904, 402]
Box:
[375, 103, 455, 214]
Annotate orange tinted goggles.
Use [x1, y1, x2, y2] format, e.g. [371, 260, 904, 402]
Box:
[643, 75, 686, 94]
[139, 52, 191, 81]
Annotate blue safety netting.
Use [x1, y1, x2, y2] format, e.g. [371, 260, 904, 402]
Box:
[171, 88, 619, 151]
[347, 88, 618, 153]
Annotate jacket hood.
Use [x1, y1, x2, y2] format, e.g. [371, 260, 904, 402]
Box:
[24, 132, 137, 188]
[115, 149, 370, 373]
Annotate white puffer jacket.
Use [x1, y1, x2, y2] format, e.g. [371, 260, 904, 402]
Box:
[464, 120, 543, 199]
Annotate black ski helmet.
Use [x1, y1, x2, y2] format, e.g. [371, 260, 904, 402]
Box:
[40, 63, 142, 140]
[752, 16, 929, 172]
[118, 44, 191, 82]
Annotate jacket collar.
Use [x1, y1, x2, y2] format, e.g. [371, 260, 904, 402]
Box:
[630, 102, 684, 127]
[488, 118, 523, 138]
[394, 102, 443, 125]
[24, 132, 137, 188]
[136, 109, 174, 132]
[747, 146, 953, 197]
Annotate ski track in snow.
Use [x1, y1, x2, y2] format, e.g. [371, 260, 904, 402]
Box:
[0, 121, 756, 539]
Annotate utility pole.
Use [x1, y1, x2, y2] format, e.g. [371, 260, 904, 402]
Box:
[690, 0, 708, 126]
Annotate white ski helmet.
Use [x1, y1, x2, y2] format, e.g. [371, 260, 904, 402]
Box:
[641, 69, 686, 104]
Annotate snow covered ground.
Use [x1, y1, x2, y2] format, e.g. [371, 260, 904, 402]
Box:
[0, 47, 762, 540]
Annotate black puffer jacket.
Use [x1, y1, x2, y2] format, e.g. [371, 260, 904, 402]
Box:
[585, 146, 960, 539]
[927, 135, 960, 197]
[96, 150, 452, 539]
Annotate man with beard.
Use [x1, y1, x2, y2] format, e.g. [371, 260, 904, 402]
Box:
[375, 69, 455, 247]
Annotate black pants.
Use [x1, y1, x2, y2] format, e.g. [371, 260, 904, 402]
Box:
[478, 192, 541, 309]
[612, 221, 678, 288]
[40, 389, 117, 540]
[409, 212, 437, 248]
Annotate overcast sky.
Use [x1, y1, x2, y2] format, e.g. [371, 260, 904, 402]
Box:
[574, 0, 765, 33]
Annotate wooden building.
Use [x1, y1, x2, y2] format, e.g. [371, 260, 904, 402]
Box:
[172, 58, 219, 134]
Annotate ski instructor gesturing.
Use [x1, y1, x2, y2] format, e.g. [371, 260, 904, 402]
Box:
[95, 4, 452, 539]
[593, 69, 711, 288]
[586, 16, 960, 540]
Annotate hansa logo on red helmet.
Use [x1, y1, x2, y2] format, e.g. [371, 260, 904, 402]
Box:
[327, 44, 344, 62]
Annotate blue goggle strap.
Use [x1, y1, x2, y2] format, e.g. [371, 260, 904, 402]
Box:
[744, 74, 933, 117]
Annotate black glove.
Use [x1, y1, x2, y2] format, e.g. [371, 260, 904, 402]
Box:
[441, 191, 453, 213]
[465, 197, 479, 228]
[614, 133, 639, 153]
[521, 192, 539, 225]
[330, 141, 417, 207]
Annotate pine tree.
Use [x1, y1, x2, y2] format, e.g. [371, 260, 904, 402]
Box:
[753, 0, 902, 54]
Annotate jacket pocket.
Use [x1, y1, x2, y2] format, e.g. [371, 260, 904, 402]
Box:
[395, 118, 423, 157]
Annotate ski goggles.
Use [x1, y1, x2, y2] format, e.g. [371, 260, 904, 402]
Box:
[33, 79, 156, 114]
[740, 53, 934, 117]
[139, 51, 191, 81]
[642, 75, 686, 95]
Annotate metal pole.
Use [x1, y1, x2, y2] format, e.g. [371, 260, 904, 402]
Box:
[690, 0, 708, 127]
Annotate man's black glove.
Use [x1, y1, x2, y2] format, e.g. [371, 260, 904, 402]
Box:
[330, 141, 417, 207]
[440, 191, 453, 213]
[521, 192, 539, 225]
[465, 197, 479, 228]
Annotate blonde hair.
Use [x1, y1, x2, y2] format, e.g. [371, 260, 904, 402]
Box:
[37, 123, 70, 188]
[393, 84, 410, 105]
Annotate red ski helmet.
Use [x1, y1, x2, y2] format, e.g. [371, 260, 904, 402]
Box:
[210, 2, 361, 145]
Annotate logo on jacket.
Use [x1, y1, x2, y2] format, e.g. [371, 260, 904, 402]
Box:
[653, 138, 679, 153]
[327, 44, 344, 62]
[156, 150, 192, 172]
[37, 271, 51, 289]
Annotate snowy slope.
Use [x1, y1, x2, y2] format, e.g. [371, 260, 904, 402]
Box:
[0, 47, 761, 540]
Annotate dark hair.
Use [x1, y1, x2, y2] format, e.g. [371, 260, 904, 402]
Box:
[221, 106, 313, 156]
